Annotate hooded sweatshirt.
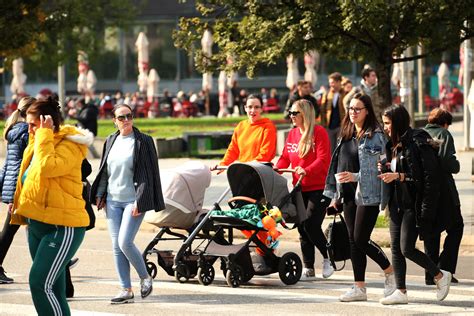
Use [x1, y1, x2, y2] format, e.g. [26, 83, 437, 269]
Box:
[276, 125, 330, 191]
[11, 125, 94, 227]
[220, 118, 277, 166]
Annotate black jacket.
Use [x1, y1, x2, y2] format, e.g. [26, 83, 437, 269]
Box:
[90, 127, 165, 214]
[77, 103, 99, 136]
[386, 128, 441, 228]
[0, 122, 29, 203]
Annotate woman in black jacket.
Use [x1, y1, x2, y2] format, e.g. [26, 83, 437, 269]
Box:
[91, 104, 165, 304]
[0, 96, 35, 283]
[379, 104, 451, 305]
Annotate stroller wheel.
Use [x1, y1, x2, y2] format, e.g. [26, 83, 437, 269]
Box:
[197, 263, 215, 286]
[226, 266, 242, 288]
[146, 261, 158, 279]
[174, 265, 190, 283]
[278, 252, 302, 285]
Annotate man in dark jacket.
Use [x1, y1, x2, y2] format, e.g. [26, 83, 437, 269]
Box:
[423, 108, 463, 285]
[284, 80, 319, 119]
[75, 99, 100, 158]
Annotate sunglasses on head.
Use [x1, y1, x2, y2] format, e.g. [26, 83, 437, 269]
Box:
[288, 111, 301, 116]
[115, 113, 133, 122]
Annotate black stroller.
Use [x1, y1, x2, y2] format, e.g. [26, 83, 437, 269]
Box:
[142, 161, 228, 282]
[173, 162, 306, 288]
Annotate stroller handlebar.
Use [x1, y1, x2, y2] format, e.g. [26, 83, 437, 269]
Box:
[274, 168, 305, 187]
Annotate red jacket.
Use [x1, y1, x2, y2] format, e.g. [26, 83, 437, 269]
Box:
[276, 125, 330, 191]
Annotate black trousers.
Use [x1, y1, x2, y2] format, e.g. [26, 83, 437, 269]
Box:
[0, 210, 20, 266]
[389, 207, 440, 289]
[297, 190, 330, 269]
[424, 213, 464, 281]
[343, 200, 390, 282]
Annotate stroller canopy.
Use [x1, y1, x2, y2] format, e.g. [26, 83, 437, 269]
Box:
[162, 161, 211, 214]
[226, 162, 305, 223]
[145, 161, 212, 229]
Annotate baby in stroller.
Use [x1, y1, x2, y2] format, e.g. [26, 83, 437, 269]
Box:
[174, 162, 307, 287]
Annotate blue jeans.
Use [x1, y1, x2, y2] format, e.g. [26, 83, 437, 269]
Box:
[106, 199, 148, 289]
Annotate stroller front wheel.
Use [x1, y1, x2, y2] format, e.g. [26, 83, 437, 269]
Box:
[146, 261, 158, 279]
[226, 266, 242, 288]
[174, 265, 190, 283]
[278, 252, 302, 285]
[197, 263, 215, 286]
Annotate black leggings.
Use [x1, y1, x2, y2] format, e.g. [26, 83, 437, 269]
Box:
[389, 207, 440, 289]
[297, 190, 330, 269]
[343, 200, 390, 282]
[0, 210, 20, 266]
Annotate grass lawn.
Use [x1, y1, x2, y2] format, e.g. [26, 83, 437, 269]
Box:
[0, 113, 287, 138]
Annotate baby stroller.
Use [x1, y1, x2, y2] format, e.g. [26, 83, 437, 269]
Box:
[174, 162, 306, 288]
[142, 161, 227, 282]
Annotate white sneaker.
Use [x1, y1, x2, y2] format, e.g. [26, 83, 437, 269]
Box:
[379, 289, 408, 305]
[339, 286, 367, 302]
[383, 272, 396, 297]
[322, 259, 334, 279]
[435, 270, 452, 301]
[111, 289, 134, 304]
[300, 268, 316, 281]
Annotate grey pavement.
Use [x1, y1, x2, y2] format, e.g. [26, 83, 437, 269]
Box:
[0, 120, 473, 315]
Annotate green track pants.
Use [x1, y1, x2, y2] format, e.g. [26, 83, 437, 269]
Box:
[27, 219, 85, 316]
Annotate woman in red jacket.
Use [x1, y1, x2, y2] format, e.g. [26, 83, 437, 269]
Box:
[276, 99, 333, 280]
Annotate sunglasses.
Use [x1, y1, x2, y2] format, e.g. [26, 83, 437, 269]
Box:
[115, 113, 133, 121]
[288, 111, 301, 116]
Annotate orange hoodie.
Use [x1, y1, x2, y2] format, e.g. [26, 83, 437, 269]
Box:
[220, 118, 277, 166]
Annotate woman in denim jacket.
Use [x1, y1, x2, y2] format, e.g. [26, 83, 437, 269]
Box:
[323, 92, 395, 302]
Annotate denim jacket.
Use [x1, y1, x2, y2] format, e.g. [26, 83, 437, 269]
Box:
[323, 129, 388, 209]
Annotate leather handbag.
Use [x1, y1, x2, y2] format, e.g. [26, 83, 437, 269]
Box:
[325, 213, 351, 271]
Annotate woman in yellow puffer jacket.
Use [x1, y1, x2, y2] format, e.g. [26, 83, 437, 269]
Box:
[11, 97, 93, 316]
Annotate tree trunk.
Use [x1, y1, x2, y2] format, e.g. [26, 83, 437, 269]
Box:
[374, 61, 392, 119]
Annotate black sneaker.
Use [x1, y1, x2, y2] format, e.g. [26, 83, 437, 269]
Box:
[0, 267, 13, 284]
[111, 289, 134, 304]
[68, 258, 79, 269]
[425, 278, 435, 286]
[451, 276, 459, 284]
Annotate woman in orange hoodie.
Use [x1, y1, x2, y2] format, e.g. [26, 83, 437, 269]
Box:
[213, 94, 277, 266]
[218, 94, 277, 166]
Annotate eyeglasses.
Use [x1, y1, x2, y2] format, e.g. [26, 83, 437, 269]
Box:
[115, 113, 133, 121]
[348, 107, 365, 114]
[245, 105, 262, 110]
[288, 111, 301, 116]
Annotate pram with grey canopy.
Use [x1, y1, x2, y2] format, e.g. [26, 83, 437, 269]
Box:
[173, 162, 307, 288]
[142, 161, 229, 282]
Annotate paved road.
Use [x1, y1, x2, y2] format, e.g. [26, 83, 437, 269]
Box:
[0, 226, 473, 315]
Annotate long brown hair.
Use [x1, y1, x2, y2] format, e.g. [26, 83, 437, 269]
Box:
[26, 96, 63, 133]
[3, 96, 36, 140]
[339, 92, 380, 141]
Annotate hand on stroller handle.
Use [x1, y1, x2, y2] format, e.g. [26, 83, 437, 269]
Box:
[274, 168, 305, 187]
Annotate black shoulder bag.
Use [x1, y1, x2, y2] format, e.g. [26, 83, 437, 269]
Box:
[325, 213, 351, 271]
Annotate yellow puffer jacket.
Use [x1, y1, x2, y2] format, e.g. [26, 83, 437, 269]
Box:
[11, 125, 93, 227]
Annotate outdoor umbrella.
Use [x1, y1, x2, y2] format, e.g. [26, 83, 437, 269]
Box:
[136, 32, 150, 93]
[201, 29, 213, 115]
[10, 58, 26, 95]
[286, 54, 299, 90]
[147, 68, 160, 102]
[304, 51, 319, 89]
[218, 70, 228, 117]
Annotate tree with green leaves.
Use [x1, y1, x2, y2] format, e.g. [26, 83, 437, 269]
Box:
[173, 0, 474, 111]
[0, 0, 136, 70]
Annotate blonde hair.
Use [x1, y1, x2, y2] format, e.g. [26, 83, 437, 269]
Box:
[293, 99, 315, 158]
[3, 96, 36, 141]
